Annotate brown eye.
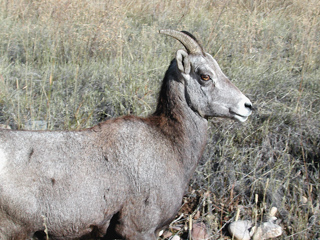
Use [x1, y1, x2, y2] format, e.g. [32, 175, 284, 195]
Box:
[200, 74, 210, 81]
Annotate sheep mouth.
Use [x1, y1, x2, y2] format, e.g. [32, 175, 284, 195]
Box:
[230, 111, 250, 122]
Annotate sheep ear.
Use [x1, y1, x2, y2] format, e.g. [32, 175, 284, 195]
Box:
[176, 49, 191, 74]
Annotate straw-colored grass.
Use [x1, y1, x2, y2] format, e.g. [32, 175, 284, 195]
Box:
[0, 0, 319, 239]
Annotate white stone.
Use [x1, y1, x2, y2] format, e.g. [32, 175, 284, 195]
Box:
[252, 221, 282, 240]
[228, 220, 252, 240]
[269, 207, 278, 217]
[172, 235, 181, 240]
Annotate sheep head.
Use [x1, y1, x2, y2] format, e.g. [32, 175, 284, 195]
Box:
[160, 29, 252, 122]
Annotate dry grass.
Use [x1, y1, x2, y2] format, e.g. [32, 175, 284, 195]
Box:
[0, 0, 319, 239]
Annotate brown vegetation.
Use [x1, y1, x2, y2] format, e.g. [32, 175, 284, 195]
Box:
[0, 0, 319, 239]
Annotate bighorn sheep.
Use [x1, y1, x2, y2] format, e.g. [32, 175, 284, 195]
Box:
[0, 30, 252, 240]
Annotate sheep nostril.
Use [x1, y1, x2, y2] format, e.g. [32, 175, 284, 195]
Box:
[245, 102, 253, 110]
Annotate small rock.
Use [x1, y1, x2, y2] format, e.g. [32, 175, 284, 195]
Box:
[252, 216, 282, 240]
[229, 207, 282, 240]
[254, 221, 282, 240]
[269, 207, 278, 217]
[162, 230, 172, 238]
[191, 222, 209, 240]
[172, 235, 181, 240]
[228, 220, 252, 240]
[252, 226, 263, 240]
[301, 196, 308, 204]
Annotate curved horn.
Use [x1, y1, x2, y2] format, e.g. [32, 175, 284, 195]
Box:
[159, 29, 204, 55]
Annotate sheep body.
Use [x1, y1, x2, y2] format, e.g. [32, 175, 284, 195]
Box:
[0, 30, 252, 240]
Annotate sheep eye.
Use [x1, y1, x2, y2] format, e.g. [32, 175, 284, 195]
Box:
[200, 74, 211, 81]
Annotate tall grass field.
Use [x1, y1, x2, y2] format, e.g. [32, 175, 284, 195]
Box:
[0, 0, 319, 239]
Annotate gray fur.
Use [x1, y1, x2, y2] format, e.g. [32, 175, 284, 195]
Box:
[0, 30, 252, 240]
